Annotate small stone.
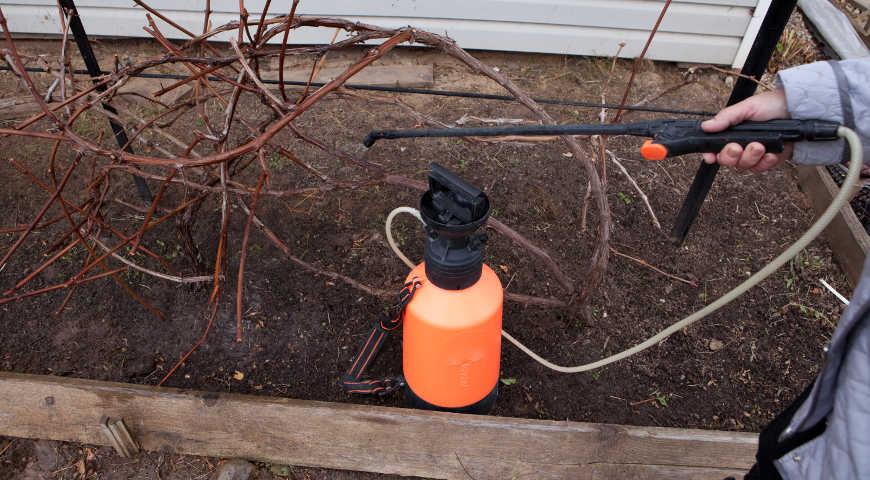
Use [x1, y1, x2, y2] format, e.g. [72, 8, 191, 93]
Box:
[213, 459, 255, 480]
[708, 339, 725, 351]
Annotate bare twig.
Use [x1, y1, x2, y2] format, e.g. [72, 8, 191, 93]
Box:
[605, 150, 661, 230]
[610, 247, 698, 288]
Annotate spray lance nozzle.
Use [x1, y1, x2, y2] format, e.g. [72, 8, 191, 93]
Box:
[419, 163, 490, 290]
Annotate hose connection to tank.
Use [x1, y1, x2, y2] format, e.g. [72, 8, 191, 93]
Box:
[385, 126, 863, 373]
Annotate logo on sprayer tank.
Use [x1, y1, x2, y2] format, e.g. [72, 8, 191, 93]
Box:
[450, 352, 485, 388]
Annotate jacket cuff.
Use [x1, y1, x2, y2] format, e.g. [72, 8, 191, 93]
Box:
[778, 62, 845, 165]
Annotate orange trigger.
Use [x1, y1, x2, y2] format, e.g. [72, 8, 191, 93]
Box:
[640, 140, 668, 161]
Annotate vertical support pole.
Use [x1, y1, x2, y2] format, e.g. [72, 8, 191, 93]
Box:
[58, 0, 153, 203]
[669, 0, 797, 244]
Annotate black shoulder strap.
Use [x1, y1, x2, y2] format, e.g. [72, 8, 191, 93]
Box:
[339, 278, 421, 396]
[744, 381, 827, 480]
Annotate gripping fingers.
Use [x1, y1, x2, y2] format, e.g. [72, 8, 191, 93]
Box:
[737, 142, 766, 170]
[751, 153, 780, 173]
[716, 143, 744, 167]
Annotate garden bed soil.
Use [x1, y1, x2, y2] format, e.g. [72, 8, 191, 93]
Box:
[0, 27, 849, 479]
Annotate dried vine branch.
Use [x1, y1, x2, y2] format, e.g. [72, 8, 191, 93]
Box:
[0, 3, 625, 381]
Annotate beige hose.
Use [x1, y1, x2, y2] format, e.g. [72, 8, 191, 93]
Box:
[387, 127, 863, 372]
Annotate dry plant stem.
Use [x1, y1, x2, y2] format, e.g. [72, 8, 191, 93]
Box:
[5, 237, 82, 295]
[57, 7, 71, 116]
[55, 247, 95, 317]
[599, 42, 625, 123]
[487, 218, 574, 293]
[9, 158, 172, 275]
[630, 78, 695, 109]
[419, 32, 610, 304]
[143, 15, 241, 102]
[130, 169, 177, 253]
[0, 7, 612, 330]
[503, 292, 567, 308]
[0, 212, 69, 234]
[699, 65, 773, 90]
[612, 0, 672, 123]
[235, 173, 267, 342]
[278, 0, 301, 102]
[382, 174, 576, 295]
[114, 99, 203, 157]
[237, 199, 391, 298]
[159, 301, 220, 386]
[132, 0, 236, 72]
[7, 159, 170, 318]
[230, 37, 285, 109]
[152, 62, 226, 98]
[10, 157, 202, 291]
[0, 267, 127, 306]
[579, 180, 592, 233]
[253, 0, 273, 43]
[605, 151, 661, 230]
[0, 155, 80, 270]
[90, 236, 215, 284]
[609, 247, 698, 288]
[211, 163, 231, 305]
[298, 28, 341, 103]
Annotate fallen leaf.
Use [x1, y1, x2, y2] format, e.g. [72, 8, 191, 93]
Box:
[269, 464, 292, 476]
[500, 377, 517, 386]
[232, 371, 245, 381]
[499, 264, 509, 273]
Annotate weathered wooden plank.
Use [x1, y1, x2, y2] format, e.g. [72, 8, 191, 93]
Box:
[0, 372, 756, 479]
[261, 65, 434, 88]
[796, 165, 870, 287]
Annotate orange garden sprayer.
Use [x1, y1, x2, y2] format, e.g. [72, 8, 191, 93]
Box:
[341, 164, 502, 413]
[342, 120, 863, 414]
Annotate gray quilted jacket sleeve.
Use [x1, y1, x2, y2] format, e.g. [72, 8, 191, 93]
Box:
[777, 58, 870, 165]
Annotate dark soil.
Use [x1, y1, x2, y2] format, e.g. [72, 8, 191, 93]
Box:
[0, 30, 849, 479]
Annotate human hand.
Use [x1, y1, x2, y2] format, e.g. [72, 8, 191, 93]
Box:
[701, 88, 792, 172]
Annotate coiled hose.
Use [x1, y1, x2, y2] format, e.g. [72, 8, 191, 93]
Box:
[386, 127, 863, 372]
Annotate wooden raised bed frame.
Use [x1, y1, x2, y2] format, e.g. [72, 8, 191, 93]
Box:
[10, 169, 866, 479]
[797, 165, 870, 287]
[0, 372, 756, 479]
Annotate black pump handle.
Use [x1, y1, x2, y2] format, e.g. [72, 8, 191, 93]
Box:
[428, 163, 488, 223]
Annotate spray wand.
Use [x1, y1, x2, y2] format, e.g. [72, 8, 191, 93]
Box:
[364, 118, 841, 160]
[371, 122, 863, 375]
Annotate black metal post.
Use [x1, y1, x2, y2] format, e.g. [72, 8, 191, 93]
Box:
[669, 0, 798, 244]
[58, 0, 153, 203]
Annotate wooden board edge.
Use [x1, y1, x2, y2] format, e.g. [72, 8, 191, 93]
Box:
[796, 165, 870, 287]
[0, 372, 758, 479]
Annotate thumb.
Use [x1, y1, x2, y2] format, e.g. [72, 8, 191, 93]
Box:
[701, 100, 756, 132]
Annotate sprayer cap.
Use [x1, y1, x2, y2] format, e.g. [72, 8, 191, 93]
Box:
[420, 163, 489, 234]
[420, 163, 490, 290]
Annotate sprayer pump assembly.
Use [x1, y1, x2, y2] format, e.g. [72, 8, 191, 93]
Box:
[342, 119, 863, 414]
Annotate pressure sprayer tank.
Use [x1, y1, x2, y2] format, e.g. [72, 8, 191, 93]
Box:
[403, 164, 503, 413]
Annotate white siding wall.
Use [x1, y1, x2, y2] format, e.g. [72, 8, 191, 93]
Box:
[2, 0, 761, 65]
